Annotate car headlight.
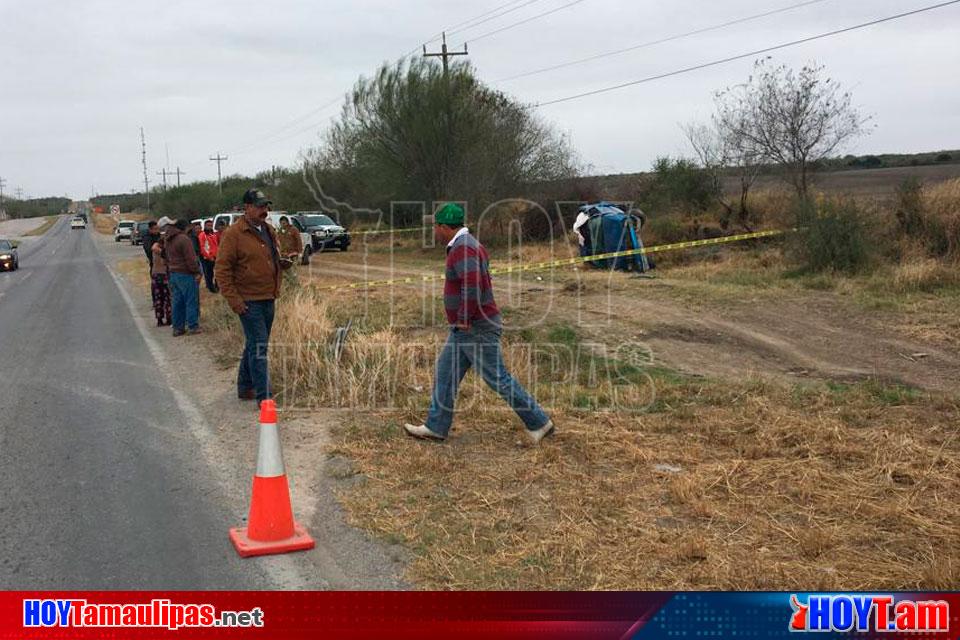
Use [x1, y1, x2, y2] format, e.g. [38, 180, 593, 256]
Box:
[0, 254, 11, 260]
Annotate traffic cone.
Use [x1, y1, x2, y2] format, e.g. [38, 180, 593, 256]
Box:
[229, 399, 315, 557]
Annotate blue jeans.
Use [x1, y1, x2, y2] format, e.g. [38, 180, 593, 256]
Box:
[169, 272, 199, 331]
[238, 300, 275, 402]
[426, 322, 549, 437]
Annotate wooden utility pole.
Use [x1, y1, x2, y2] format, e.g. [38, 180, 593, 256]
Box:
[210, 153, 228, 195]
[140, 127, 151, 212]
[423, 32, 468, 74]
[156, 168, 169, 192]
[173, 166, 186, 188]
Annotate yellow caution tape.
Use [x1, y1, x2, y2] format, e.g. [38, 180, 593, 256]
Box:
[353, 227, 426, 236]
[317, 228, 790, 292]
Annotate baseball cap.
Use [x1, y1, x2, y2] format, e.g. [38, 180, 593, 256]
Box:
[242, 189, 272, 207]
[157, 216, 176, 227]
[434, 202, 464, 225]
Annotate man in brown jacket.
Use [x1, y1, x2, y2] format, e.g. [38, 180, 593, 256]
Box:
[163, 218, 202, 337]
[214, 189, 285, 404]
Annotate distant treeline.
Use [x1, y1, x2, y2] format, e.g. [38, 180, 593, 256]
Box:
[820, 150, 960, 171]
[1, 197, 71, 218]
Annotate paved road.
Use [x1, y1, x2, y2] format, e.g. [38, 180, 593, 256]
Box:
[0, 219, 273, 588]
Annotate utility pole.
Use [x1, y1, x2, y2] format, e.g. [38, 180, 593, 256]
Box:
[423, 32, 468, 74]
[210, 152, 227, 195]
[0, 176, 6, 219]
[140, 127, 151, 212]
[156, 168, 169, 192]
[173, 166, 186, 188]
[15, 187, 24, 200]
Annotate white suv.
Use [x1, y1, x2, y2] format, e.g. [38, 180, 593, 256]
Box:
[114, 220, 135, 242]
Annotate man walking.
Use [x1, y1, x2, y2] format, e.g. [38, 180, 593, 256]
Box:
[277, 215, 303, 263]
[215, 189, 286, 405]
[404, 203, 555, 444]
[163, 218, 202, 337]
[198, 218, 220, 293]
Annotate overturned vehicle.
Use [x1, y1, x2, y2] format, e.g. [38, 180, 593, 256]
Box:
[573, 202, 653, 272]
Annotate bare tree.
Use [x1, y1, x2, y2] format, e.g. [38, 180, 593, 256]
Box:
[684, 119, 761, 232]
[715, 58, 869, 203]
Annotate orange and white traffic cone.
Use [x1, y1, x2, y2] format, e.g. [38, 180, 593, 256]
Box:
[229, 399, 315, 558]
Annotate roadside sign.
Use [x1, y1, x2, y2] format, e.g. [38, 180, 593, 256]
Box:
[110, 204, 120, 219]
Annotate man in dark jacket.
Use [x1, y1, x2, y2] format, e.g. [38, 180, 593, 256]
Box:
[143, 221, 160, 269]
[215, 189, 288, 404]
[164, 218, 202, 337]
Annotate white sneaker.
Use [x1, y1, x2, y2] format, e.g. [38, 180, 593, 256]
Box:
[403, 423, 446, 441]
[527, 420, 556, 444]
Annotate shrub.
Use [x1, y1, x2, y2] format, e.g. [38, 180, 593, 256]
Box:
[645, 214, 687, 245]
[895, 177, 960, 259]
[794, 199, 871, 274]
[639, 157, 717, 213]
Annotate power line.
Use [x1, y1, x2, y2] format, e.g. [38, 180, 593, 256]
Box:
[408, 0, 537, 56]
[446, 0, 544, 37]
[498, 0, 832, 83]
[460, 0, 589, 45]
[533, 0, 960, 108]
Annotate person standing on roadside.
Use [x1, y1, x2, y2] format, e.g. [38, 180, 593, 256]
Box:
[198, 218, 220, 293]
[143, 221, 160, 269]
[150, 226, 172, 327]
[277, 216, 303, 264]
[164, 218, 202, 337]
[215, 189, 288, 405]
[403, 203, 555, 444]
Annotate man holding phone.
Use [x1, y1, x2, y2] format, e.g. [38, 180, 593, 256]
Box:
[215, 189, 289, 405]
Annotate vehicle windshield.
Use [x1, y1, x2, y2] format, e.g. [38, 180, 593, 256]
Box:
[303, 214, 336, 227]
[0, 240, 11, 251]
[118, 221, 135, 228]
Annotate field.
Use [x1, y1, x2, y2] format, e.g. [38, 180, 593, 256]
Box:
[120, 169, 960, 590]
[177, 174, 959, 590]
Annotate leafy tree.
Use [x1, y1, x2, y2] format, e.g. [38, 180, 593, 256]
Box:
[317, 58, 578, 211]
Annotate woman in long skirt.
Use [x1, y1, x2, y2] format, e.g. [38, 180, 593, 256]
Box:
[151, 237, 172, 326]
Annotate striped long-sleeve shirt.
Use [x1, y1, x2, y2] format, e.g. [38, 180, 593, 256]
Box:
[444, 230, 500, 327]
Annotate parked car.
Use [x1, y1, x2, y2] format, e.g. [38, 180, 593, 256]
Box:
[266, 213, 313, 265]
[114, 220, 136, 242]
[0, 239, 19, 271]
[70, 216, 86, 230]
[131, 220, 152, 245]
[212, 212, 242, 230]
[291, 212, 350, 252]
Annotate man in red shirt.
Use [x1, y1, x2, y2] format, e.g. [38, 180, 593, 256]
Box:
[198, 218, 220, 293]
[404, 203, 555, 444]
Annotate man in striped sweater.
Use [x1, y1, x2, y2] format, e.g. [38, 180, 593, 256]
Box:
[404, 203, 555, 444]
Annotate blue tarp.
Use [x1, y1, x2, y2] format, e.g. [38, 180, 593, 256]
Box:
[577, 202, 652, 272]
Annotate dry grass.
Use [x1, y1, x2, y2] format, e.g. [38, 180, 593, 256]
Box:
[330, 377, 960, 590]
[180, 211, 960, 591]
[93, 212, 147, 235]
[23, 216, 59, 236]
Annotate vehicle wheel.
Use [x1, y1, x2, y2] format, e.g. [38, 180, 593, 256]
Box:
[115, 237, 119, 242]
[301, 247, 312, 266]
[340, 245, 348, 252]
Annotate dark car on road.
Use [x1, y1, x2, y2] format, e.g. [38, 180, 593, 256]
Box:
[292, 212, 351, 253]
[131, 220, 152, 245]
[0, 239, 19, 271]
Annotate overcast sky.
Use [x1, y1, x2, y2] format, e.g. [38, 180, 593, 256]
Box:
[2, 0, 958, 199]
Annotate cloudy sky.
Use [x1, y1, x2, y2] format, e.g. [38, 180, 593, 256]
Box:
[2, 0, 958, 199]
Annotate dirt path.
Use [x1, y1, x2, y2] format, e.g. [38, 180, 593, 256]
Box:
[307, 251, 960, 394]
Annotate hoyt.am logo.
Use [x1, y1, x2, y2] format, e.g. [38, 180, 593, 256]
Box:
[789, 594, 949, 633]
